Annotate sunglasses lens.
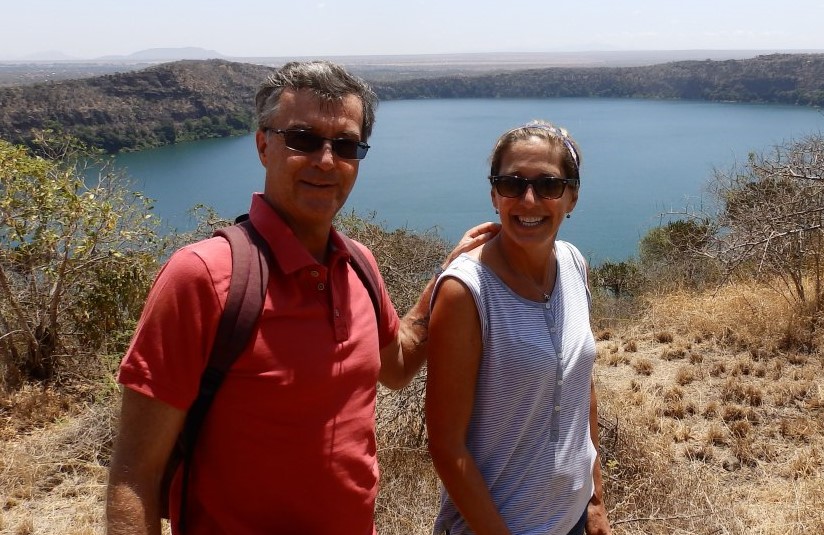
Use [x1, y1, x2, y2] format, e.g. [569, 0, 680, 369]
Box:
[493, 176, 566, 199]
[331, 140, 361, 159]
[284, 131, 323, 153]
[282, 131, 368, 160]
[496, 178, 525, 198]
[535, 178, 564, 199]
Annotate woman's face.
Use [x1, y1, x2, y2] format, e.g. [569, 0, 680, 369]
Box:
[491, 137, 578, 248]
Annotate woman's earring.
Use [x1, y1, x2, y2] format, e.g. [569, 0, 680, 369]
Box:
[565, 213, 571, 219]
[495, 208, 499, 214]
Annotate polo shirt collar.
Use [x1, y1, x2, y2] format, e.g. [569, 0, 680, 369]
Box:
[247, 193, 349, 274]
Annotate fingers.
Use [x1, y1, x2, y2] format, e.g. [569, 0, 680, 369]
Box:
[459, 222, 500, 247]
[463, 221, 500, 240]
[441, 222, 501, 270]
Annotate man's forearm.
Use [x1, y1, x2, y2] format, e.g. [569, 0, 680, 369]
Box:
[396, 272, 439, 377]
[106, 480, 163, 535]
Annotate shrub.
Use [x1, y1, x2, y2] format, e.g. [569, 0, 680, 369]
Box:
[639, 219, 720, 290]
[706, 135, 824, 347]
[0, 135, 162, 388]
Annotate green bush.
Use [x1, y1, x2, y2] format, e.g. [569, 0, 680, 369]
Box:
[0, 135, 162, 388]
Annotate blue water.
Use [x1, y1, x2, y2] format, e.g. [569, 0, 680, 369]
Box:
[115, 98, 824, 263]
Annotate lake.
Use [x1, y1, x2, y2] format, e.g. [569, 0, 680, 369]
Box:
[115, 98, 824, 263]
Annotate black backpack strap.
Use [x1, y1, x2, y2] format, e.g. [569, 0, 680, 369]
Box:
[177, 218, 271, 533]
[338, 232, 382, 321]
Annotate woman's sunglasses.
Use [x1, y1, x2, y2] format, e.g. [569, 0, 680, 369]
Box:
[489, 175, 579, 200]
[265, 128, 370, 160]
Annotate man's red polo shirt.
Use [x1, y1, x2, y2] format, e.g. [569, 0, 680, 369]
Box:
[118, 193, 400, 534]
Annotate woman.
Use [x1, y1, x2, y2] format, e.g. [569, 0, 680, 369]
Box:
[426, 121, 611, 535]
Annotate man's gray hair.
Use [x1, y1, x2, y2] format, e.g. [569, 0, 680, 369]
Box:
[255, 60, 378, 140]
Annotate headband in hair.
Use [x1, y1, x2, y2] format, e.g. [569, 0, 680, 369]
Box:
[512, 122, 580, 171]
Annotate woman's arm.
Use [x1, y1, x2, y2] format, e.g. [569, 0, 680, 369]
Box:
[585, 379, 612, 535]
[426, 276, 512, 535]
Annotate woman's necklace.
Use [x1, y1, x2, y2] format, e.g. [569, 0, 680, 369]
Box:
[496, 240, 556, 304]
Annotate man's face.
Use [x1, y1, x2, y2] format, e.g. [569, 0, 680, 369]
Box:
[256, 88, 364, 233]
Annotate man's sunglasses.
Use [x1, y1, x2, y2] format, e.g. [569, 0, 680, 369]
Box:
[489, 175, 579, 200]
[265, 128, 370, 160]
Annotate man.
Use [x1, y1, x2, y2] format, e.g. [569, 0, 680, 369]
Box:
[106, 61, 496, 534]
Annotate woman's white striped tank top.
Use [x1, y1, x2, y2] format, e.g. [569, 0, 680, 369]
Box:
[432, 241, 597, 535]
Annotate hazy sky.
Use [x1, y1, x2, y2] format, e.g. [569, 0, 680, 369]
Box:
[4, 0, 824, 60]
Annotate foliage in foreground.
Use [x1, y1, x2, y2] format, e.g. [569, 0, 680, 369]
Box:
[0, 136, 162, 389]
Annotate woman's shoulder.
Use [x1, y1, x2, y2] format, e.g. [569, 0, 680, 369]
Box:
[555, 239, 583, 257]
[445, 252, 481, 273]
[438, 251, 502, 304]
[556, 240, 588, 268]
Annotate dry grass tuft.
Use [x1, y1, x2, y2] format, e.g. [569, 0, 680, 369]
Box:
[0, 385, 80, 441]
[730, 355, 755, 376]
[709, 361, 727, 377]
[706, 422, 728, 446]
[721, 377, 764, 406]
[631, 358, 654, 376]
[783, 446, 823, 479]
[598, 404, 726, 533]
[605, 351, 631, 367]
[660, 346, 686, 361]
[721, 403, 759, 423]
[653, 331, 674, 344]
[596, 329, 613, 341]
[788, 352, 808, 366]
[703, 400, 720, 418]
[674, 366, 696, 385]
[672, 422, 694, 442]
[779, 417, 817, 443]
[685, 443, 714, 462]
[730, 436, 759, 467]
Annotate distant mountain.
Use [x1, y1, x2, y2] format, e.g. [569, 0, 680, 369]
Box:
[97, 47, 226, 62]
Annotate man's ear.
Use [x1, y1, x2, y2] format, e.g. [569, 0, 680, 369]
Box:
[255, 130, 268, 165]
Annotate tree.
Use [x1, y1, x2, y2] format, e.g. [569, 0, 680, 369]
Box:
[592, 260, 643, 298]
[0, 135, 161, 387]
[639, 218, 718, 290]
[706, 134, 824, 339]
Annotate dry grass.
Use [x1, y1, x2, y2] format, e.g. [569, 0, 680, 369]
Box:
[592, 279, 824, 534]
[638, 279, 823, 353]
[374, 448, 439, 532]
[0, 386, 115, 535]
